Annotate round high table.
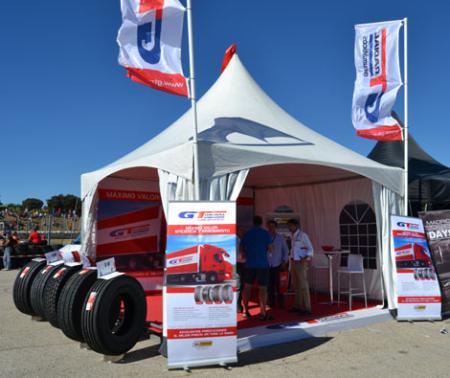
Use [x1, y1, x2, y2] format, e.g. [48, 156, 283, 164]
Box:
[320, 249, 350, 304]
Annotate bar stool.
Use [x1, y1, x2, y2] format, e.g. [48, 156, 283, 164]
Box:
[337, 254, 367, 310]
[312, 253, 329, 298]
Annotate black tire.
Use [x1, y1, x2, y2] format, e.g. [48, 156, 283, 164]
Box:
[30, 264, 65, 319]
[12, 260, 47, 315]
[57, 269, 98, 341]
[43, 264, 83, 328]
[81, 275, 146, 355]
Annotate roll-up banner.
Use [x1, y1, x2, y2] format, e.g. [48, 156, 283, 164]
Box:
[390, 215, 441, 320]
[165, 201, 237, 369]
[419, 210, 450, 315]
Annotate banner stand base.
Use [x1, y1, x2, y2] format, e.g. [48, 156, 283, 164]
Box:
[397, 316, 442, 322]
[168, 357, 238, 371]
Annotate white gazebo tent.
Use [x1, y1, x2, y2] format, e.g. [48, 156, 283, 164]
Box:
[81, 54, 404, 309]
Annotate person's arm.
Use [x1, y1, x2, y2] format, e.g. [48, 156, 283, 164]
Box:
[240, 235, 247, 256]
[281, 236, 289, 263]
[266, 232, 274, 253]
[303, 233, 314, 259]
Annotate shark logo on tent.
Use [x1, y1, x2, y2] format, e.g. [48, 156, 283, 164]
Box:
[194, 117, 314, 146]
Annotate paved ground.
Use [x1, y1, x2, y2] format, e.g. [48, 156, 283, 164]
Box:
[1, 269, 449, 378]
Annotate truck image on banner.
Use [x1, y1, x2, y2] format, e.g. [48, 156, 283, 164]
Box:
[166, 244, 233, 285]
[391, 215, 441, 320]
[164, 201, 237, 369]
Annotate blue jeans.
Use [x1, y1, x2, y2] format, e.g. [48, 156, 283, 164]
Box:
[3, 246, 12, 269]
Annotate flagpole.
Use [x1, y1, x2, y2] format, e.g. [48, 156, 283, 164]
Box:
[186, 0, 200, 201]
[403, 17, 409, 216]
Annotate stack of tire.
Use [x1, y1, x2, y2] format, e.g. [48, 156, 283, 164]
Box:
[12, 259, 147, 357]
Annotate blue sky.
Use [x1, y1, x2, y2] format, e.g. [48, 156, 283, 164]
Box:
[1, 0, 449, 204]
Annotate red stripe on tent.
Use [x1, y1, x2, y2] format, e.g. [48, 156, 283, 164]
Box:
[167, 224, 236, 235]
[237, 197, 254, 206]
[127, 67, 188, 97]
[356, 125, 402, 141]
[139, 0, 164, 14]
[97, 236, 158, 256]
[166, 287, 196, 293]
[98, 189, 161, 202]
[97, 207, 160, 230]
[398, 296, 441, 304]
[167, 327, 237, 339]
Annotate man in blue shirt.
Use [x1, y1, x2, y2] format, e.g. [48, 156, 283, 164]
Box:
[267, 220, 289, 308]
[240, 215, 273, 320]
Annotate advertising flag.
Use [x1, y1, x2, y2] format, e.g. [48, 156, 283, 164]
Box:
[390, 215, 442, 320]
[352, 20, 403, 141]
[117, 0, 189, 96]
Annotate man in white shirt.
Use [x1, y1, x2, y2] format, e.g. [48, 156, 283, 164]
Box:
[287, 218, 314, 314]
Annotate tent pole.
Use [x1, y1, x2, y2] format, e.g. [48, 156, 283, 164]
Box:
[187, 0, 200, 201]
[403, 17, 409, 216]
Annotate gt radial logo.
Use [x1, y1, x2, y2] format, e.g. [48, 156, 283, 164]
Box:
[168, 255, 194, 265]
[110, 224, 150, 239]
[397, 222, 420, 230]
[179, 211, 226, 221]
[362, 28, 387, 123]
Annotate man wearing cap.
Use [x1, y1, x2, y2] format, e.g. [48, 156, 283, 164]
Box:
[287, 218, 314, 315]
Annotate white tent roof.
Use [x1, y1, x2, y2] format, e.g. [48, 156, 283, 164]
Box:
[82, 54, 404, 197]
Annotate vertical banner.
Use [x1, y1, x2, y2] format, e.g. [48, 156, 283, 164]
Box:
[352, 20, 403, 140]
[165, 201, 237, 369]
[391, 215, 441, 320]
[419, 210, 450, 315]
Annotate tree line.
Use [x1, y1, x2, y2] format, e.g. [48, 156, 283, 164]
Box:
[0, 194, 81, 216]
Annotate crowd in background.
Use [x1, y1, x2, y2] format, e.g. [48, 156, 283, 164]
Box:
[0, 228, 46, 270]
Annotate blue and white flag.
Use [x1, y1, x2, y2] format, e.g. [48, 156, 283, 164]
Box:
[117, 0, 188, 96]
[352, 20, 403, 141]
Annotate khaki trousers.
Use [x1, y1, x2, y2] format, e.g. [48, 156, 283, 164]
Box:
[290, 260, 311, 311]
